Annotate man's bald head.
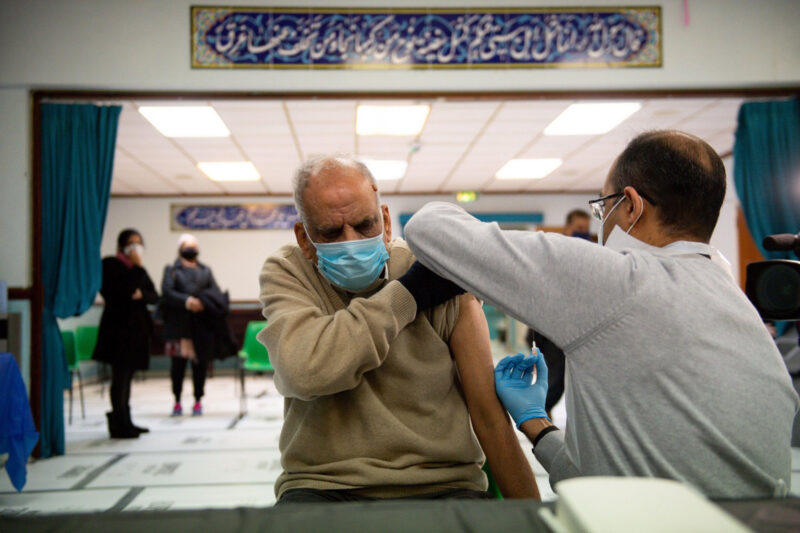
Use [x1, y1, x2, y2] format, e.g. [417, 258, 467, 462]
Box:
[292, 155, 379, 225]
[609, 130, 726, 242]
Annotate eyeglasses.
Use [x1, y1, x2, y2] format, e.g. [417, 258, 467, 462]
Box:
[588, 192, 624, 221]
[588, 190, 657, 221]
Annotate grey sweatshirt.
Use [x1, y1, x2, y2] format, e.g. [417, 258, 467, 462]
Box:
[405, 201, 799, 499]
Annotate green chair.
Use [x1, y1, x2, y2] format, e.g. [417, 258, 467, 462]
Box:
[62, 330, 85, 424]
[74, 325, 98, 361]
[482, 462, 503, 500]
[238, 321, 272, 416]
[75, 325, 109, 396]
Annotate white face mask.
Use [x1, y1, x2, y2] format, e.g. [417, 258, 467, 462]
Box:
[124, 243, 144, 260]
[599, 195, 643, 247]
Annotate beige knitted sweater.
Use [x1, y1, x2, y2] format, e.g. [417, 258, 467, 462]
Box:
[258, 239, 485, 498]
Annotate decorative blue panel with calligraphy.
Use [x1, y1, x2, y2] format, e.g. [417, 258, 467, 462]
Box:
[192, 6, 661, 69]
[171, 204, 299, 230]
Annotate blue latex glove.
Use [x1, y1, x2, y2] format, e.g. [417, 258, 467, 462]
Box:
[494, 351, 549, 428]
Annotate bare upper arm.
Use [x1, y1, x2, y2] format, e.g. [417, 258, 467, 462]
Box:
[449, 293, 500, 419]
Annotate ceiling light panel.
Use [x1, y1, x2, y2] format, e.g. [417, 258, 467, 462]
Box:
[197, 161, 261, 182]
[361, 159, 408, 181]
[138, 106, 230, 138]
[495, 158, 563, 180]
[544, 102, 641, 136]
[356, 105, 430, 136]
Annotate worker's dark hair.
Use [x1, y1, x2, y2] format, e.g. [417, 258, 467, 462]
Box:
[610, 130, 726, 242]
[117, 228, 142, 251]
[565, 209, 590, 225]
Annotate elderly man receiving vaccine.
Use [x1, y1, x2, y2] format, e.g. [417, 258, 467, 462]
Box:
[257, 155, 537, 504]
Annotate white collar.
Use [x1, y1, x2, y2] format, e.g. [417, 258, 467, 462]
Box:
[605, 225, 734, 280]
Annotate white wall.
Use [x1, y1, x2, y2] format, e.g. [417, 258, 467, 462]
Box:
[103, 196, 295, 302]
[0, 89, 31, 287]
[2, 0, 798, 91]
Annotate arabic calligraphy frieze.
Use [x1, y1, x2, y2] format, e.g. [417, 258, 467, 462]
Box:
[191, 6, 661, 69]
[170, 204, 299, 231]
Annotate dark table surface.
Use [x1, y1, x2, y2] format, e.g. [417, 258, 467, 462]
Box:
[2, 497, 799, 533]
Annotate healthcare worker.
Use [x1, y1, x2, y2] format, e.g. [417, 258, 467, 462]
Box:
[404, 130, 799, 499]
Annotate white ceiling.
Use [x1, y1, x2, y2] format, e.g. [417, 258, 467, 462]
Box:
[108, 97, 744, 196]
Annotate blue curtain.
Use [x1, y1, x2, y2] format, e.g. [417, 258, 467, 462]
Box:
[733, 99, 800, 260]
[40, 103, 121, 457]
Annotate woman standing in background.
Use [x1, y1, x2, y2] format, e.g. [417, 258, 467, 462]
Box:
[93, 228, 158, 439]
[162, 234, 231, 417]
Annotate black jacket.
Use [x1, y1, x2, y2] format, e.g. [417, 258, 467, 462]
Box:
[93, 256, 158, 370]
[161, 260, 235, 361]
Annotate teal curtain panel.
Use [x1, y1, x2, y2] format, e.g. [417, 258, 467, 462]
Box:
[40, 103, 121, 457]
[734, 99, 800, 260]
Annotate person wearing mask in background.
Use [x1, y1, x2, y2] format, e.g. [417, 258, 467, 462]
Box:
[562, 209, 592, 241]
[93, 229, 158, 439]
[258, 155, 537, 503]
[162, 234, 231, 417]
[525, 208, 593, 417]
[404, 130, 800, 499]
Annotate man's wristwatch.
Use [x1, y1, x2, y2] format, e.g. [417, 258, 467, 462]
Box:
[532, 425, 559, 448]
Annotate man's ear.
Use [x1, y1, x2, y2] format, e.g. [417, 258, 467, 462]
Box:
[381, 204, 392, 243]
[622, 186, 645, 227]
[294, 222, 316, 262]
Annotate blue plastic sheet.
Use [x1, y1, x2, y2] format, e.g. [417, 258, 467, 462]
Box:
[0, 352, 39, 491]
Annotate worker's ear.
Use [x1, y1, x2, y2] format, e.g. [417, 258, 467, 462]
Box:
[294, 222, 316, 262]
[381, 204, 392, 243]
[621, 186, 645, 229]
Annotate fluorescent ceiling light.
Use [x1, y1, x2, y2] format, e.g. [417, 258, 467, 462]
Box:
[356, 105, 430, 136]
[197, 161, 260, 182]
[544, 102, 642, 135]
[138, 106, 230, 137]
[495, 158, 562, 180]
[361, 159, 408, 180]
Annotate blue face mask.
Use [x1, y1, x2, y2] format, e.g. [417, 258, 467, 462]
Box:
[307, 229, 390, 292]
[571, 232, 592, 241]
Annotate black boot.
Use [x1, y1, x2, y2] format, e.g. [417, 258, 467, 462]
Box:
[125, 406, 149, 434]
[106, 411, 139, 439]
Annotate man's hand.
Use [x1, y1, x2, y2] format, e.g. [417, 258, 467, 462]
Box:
[494, 352, 549, 428]
[397, 261, 465, 311]
[131, 288, 143, 300]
